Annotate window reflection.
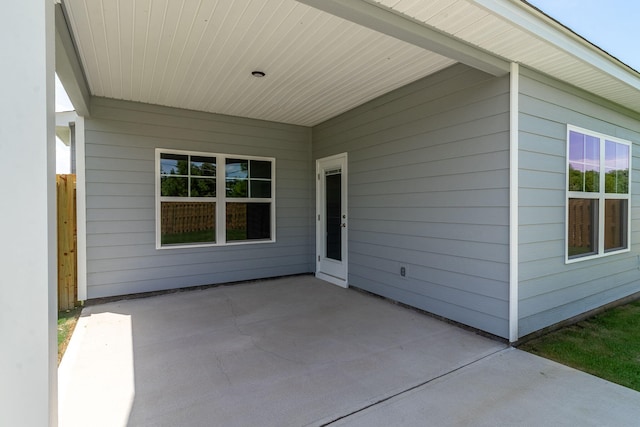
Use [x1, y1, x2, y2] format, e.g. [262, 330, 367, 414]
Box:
[568, 131, 600, 192]
[161, 202, 215, 245]
[226, 202, 270, 241]
[605, 141, 630, 194]
[605, 199, 627, 251]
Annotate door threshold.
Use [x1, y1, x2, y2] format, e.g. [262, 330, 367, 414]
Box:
[316, 272, 348, 288]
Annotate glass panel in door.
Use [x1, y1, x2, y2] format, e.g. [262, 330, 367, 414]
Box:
[325, 170, 342, 261]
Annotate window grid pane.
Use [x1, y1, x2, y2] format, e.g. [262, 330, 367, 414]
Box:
[605, 141, 630, 194]
[605, 199, 627, 251]
[568, 198, 598, 258]
[568, 131, 600, 193]
[226, 202, 271, 241]
[161, 153, 188, 175]
[161, 201, 215, 245]
[190, 156, 216, 177]
[161, 176, 188, 197]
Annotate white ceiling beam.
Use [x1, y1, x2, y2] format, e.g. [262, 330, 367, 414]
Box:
[297, 0, 510, 77]
[55, 3, 91, 117]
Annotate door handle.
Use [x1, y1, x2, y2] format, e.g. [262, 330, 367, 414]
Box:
[341, 223, 346, 228]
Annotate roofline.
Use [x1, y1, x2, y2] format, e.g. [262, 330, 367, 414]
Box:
[55, 2, 91, 117]
[518, 0, 640, 75]
[473, 0, 640, 91]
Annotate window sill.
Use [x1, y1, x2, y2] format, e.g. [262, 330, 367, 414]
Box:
[565, 247, 630, 264]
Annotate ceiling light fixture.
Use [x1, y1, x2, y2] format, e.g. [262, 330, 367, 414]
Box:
[251, 71, 266, 77]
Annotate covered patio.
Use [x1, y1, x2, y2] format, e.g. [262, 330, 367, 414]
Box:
[5, 1, 640, 424]
[58, 276, 640, 426]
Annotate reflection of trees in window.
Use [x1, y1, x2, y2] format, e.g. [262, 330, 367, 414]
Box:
[569, 165, 629, 194]
[226, 179, 248, 197]
[161, 176, 188, 197]
[568, 166, 629, 194]
[568, 165, 599, 192]
[605, 169, 629, 193]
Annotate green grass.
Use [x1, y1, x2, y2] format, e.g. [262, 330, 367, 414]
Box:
[519, 300, 640, 391]
[58, 307, 82, 365]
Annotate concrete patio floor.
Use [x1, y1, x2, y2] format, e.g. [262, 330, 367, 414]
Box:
[58, 275, 640, 426]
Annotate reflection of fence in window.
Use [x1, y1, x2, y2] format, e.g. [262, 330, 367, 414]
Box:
[569, 199, 626, 255]
[568, 199, 594, 253]
[161, 202, 215, 234]
[226, 203, 247, 231]
[605, 200, 625, 250]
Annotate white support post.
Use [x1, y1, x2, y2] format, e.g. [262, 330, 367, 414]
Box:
[75, 116, 88, 301]
[509, 62, 520, 343]
[0, 2, 58, 426]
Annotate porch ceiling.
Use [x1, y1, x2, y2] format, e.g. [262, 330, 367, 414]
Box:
[61, 0, 640, 126]
[62, 0, 456, 126]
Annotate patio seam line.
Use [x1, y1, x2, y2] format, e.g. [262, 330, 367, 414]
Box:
[319, 345, 511, 426]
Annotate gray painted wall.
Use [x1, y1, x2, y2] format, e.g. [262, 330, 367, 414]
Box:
[313, 64, 511, 338]
[518, 68, 640, 336]
[84, 97, 313, 298]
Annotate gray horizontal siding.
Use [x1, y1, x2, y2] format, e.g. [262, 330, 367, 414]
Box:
[84, 97, 313, 298]
[313, 64, 511, 338]
[518, 68, 640, 337]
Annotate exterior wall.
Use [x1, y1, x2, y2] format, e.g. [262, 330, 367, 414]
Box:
[85, 97, 313, 298]
[312, 64, 511, 338]
[518, 68, 640, 336]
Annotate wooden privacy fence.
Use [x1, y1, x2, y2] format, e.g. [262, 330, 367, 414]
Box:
[57, 174, 77, 310]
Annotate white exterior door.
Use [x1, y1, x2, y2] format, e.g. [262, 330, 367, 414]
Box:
[316, 153, 348, 287]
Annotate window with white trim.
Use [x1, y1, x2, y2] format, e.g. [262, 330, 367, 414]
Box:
[566, 126, 631, 261]
[156, 149, 275, 248]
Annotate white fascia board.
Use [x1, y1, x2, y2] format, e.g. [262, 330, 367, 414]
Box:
[55, 3, 91, 117]
[473, 0, 640, 90]
[298, 0, 510, 76]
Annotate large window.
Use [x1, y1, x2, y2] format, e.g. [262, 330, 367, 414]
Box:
[156, 149, 275, 248]
[566, 126, 631, 261]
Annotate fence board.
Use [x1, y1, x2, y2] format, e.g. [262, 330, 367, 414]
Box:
[57, 174, 77, 310]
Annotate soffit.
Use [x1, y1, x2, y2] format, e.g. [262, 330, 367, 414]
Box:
[62, 0, 455, 126]
[372, 0, 640, 115]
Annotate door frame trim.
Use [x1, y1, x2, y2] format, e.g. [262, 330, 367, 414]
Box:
[315, 153, 348, 288]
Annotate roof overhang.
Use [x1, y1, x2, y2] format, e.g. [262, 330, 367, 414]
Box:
[369, 0, 640, 117]
[56, 0, 640, 125]
[55, 3, 91, 117]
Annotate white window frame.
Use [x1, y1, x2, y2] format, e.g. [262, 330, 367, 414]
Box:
[155, 148, 276, 249]
[565, 125, 631, 263]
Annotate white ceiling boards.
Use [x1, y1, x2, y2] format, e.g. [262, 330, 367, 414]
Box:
[62, 0, 455, 126]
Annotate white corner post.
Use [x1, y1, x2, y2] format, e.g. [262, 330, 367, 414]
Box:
[509, 62, 520, 343]
[75, 116, 88, 301]
[0, 2, 58, 426]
